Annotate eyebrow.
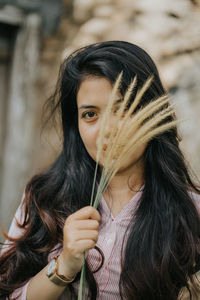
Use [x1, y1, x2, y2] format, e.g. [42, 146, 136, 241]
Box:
[78, 98, 123, 110]
[78, 105, 98, 110]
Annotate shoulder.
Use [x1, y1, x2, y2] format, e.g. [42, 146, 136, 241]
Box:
[8, 191, 26, 238]
[188, 190, 200, 215]
[1, 192, 26, 255]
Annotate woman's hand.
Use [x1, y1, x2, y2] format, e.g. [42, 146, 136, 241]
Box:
[58, 206, 100, 279]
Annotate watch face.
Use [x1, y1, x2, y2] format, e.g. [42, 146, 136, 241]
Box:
[47, 259, 56, 277]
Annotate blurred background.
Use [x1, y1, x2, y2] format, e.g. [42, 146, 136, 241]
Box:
[0, 0, 200, 241]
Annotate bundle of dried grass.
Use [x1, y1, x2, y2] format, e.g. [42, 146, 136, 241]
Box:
[78, 73, 180, 299]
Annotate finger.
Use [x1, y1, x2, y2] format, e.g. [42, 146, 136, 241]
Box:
[75, 230, 99, 242]
[73, 220, 99, 230]
[68, 206, 101, 222]
[74, 239, 97, 256]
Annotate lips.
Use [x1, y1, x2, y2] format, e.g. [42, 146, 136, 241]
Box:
[102, 143, 124, 155]
[103, 144, 107, 151]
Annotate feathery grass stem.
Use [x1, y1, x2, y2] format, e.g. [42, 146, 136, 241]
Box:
[78, 73, 180, 300]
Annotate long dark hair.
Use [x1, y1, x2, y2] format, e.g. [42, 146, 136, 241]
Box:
[0, 41, 200, 300]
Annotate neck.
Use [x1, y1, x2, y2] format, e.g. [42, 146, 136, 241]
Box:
[103, 158, 145, 202]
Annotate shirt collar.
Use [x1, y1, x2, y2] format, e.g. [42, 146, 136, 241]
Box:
[98, 186, 143, 223]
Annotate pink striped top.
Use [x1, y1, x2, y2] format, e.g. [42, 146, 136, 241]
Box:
[3, 190, 200, 299]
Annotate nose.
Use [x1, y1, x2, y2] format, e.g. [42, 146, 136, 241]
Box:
[104, 115, 116, 138]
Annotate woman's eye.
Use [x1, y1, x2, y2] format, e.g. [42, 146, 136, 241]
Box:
[82, 111, 97, 120]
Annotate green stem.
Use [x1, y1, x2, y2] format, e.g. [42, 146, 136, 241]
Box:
[78, 253, 86, 300]
[90, 162, 99, 206]
[78, 168, 113, 299]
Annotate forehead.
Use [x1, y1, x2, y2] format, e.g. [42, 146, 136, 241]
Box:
[77, 76, 121, 106]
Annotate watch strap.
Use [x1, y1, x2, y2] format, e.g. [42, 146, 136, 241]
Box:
[49, 271, 73, 286]
[47, 256, 76, 286]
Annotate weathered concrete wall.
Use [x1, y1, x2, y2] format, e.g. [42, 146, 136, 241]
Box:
[0, 0, 64, 239]
[0, 14, 40, 236]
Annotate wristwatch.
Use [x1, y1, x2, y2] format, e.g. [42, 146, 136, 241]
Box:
[46, 256, 76, 286]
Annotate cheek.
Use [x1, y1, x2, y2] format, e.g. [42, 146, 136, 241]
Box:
[123, 142, 147, 168]
[134, 142, 147, 160]
[78, 122, 99, 155]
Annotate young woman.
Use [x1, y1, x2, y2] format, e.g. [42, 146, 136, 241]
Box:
[0, 41, 200, 300]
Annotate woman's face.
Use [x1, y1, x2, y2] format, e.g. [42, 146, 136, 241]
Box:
[77, 76, 146, 173]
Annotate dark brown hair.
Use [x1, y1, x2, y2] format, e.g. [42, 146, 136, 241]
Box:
[0, 41, 200, 300]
